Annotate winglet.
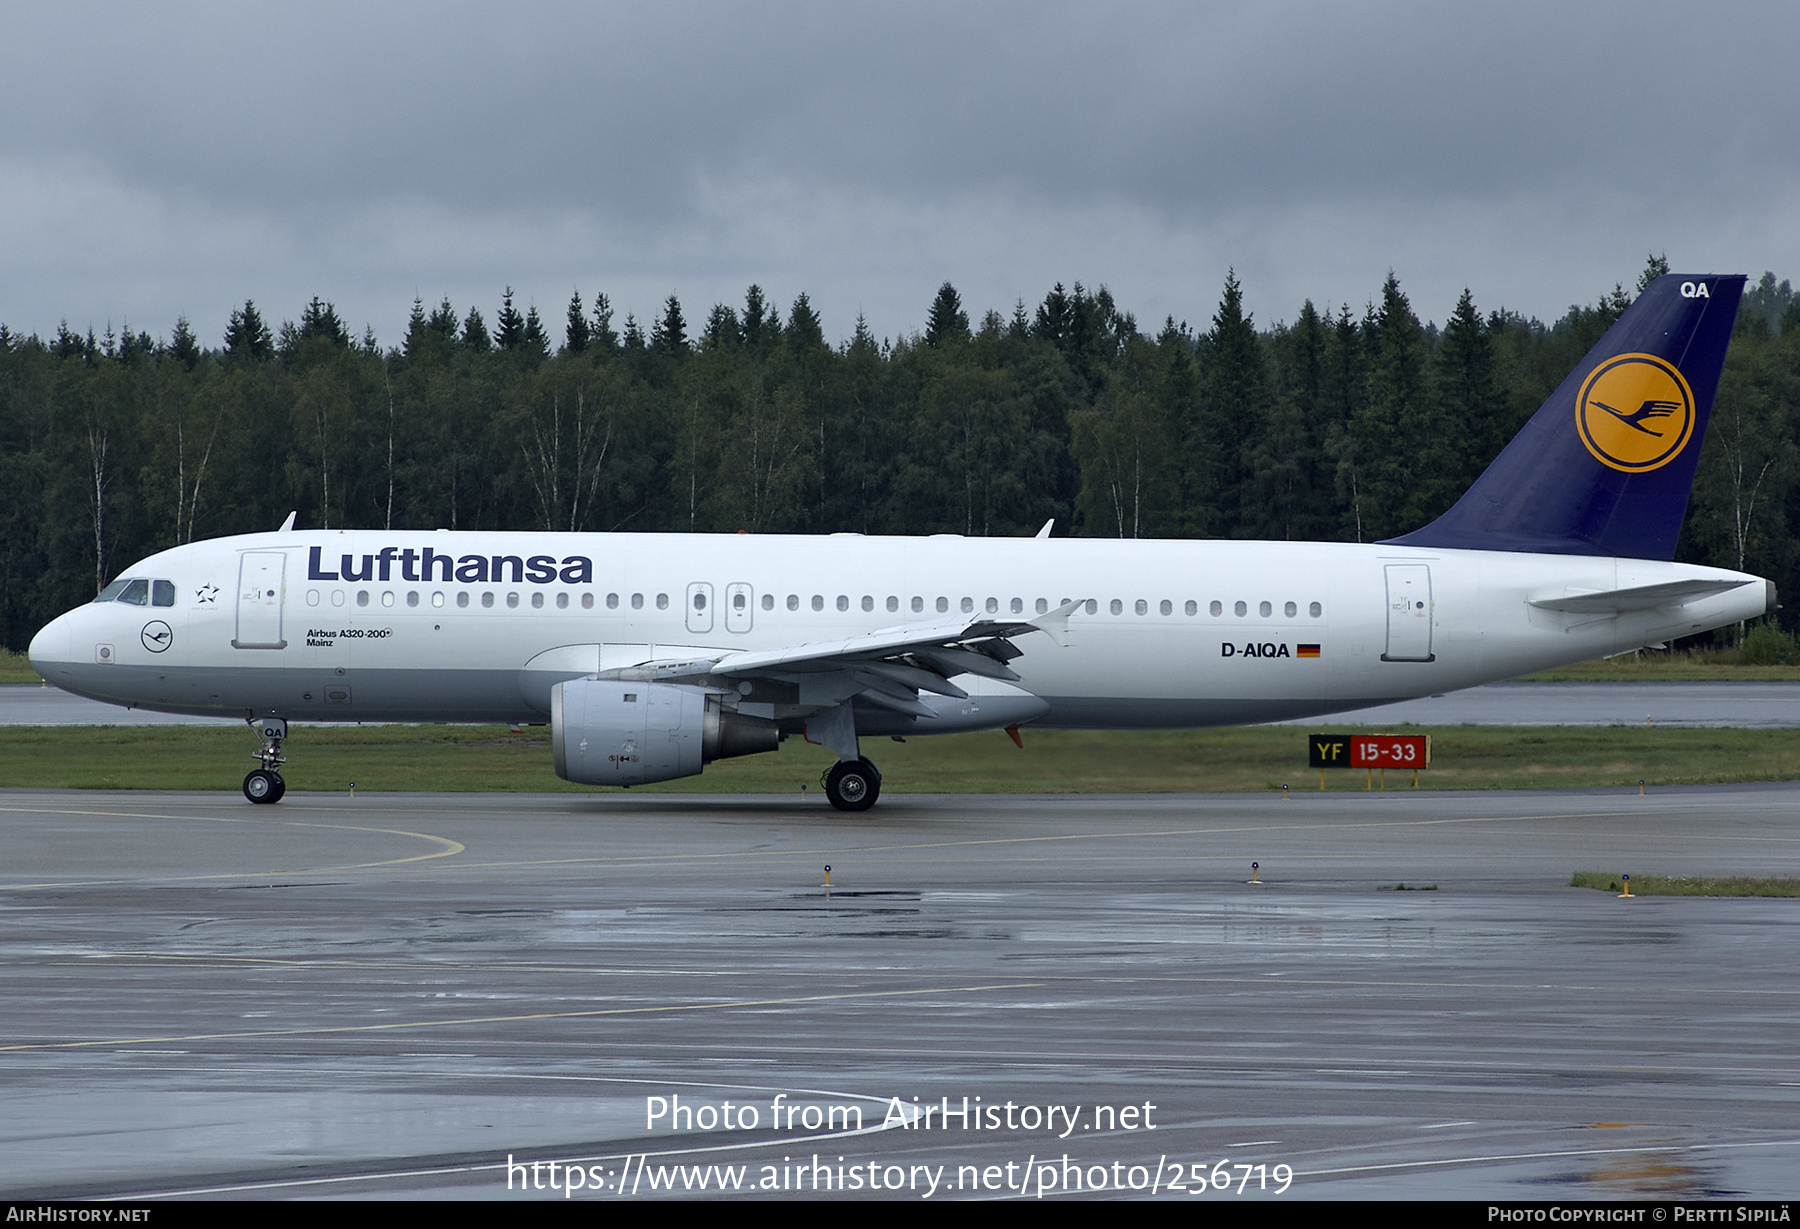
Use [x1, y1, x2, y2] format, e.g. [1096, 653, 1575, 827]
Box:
[1035, 518, 1054, 539]
[278, 511, 297, 533]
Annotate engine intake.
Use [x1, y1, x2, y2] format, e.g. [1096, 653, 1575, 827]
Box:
[551, 678, 780, 786]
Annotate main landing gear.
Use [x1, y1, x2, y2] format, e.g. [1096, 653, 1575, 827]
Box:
[243, 716, 288, 804]
[823, 757, 881, 812]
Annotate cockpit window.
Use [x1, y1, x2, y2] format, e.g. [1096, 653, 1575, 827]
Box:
[116, 579, 151, 606]
[152, 580, 176, 607]
[93, 579, 131, 603]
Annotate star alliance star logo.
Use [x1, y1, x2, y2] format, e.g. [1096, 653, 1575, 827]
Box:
[196, 584, 220, 605]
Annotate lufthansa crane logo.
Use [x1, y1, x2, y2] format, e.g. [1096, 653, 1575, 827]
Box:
[1575, 352, 1695, 473]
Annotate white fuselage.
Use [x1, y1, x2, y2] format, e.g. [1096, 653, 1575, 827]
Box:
[28, 530, 1771, 729]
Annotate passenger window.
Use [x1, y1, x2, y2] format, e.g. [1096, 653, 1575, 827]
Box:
[694, 592, 706, 610]
[1259, 601, 1272, 617]
[481, 592, 494, 608]
[1284, 601, 1296, 617]
[788, 594, 800, 611]
[506, 593, 519, 608]
[1110, 599, 1123, 615]
[837, 595, 849, 611]
[1210, 601, 1222, 616]
[457, 592, 470, 608]
[1035, 598, 1048, 614]
[532, 593, 544, 609]
[1084, 599, 1097, 614]
[1134, 599, 1147, 615]
[406, 591, 420, 607]
[1159, 600, 1172, 616]
[762, 593, 774, 611]
[433, 592, 445, 608]
[1234, 601, 1247, 616]
[1185, 600, 1197, 616]
[332, 590, 345, 608]
[631, 593, 644, 609]
[1010, 597, 1022, 614]
[382, 592, 395, 607]
[860, 596, 872, 612]
[961, 597, 974, 613]
[985, 597, 998, 613]
[606, 593, 619, 609]
[306, 589, 320, 607]
[733, 592, 745, 611]
[656, 594, 669, 610]
[358, 590, 370, 607]
[1310, 601, 1323, 617]
[152, 580, 176, 607]
[887, 596, 899, 612]
[936, 597, 948, 613]
[812, 595, 824, 611]
[912, 597, 924, 613]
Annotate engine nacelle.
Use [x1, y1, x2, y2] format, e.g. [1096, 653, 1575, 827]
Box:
[551, 678, 780, 786]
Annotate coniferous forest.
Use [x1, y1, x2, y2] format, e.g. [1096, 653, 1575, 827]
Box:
[2, 258, 1797, 654]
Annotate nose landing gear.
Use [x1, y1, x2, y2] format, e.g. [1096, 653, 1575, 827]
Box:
[244, 716, 288, 804]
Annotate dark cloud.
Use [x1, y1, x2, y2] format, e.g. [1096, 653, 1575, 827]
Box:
[2, 2, 1796, 342]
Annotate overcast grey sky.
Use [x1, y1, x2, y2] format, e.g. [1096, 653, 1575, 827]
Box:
[3, 1, 1795, 348]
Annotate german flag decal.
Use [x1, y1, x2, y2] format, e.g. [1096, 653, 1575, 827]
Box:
[1297, 644, 1321, 658]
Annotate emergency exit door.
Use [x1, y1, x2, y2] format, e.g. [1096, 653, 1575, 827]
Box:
[1382, 564, 1434, 662]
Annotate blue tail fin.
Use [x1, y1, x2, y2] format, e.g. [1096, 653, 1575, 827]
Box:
[1385, 273, 1744, 560]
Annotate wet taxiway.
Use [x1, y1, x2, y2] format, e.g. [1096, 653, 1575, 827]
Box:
[3, 786, 1798, 1200]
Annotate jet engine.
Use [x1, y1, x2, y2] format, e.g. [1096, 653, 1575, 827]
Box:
[551, 678, 780, 786]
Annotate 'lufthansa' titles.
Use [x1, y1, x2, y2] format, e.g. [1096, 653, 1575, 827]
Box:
[308, 546, 593, 585]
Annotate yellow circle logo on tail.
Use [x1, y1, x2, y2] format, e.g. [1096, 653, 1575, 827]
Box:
[1575, 353, 1695, 472]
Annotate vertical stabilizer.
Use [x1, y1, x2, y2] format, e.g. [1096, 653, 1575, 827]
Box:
[1385, 273, 1744, 559]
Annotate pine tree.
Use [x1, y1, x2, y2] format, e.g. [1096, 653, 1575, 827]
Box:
[703, 303, 740, 349]
[564, 290, 590, 353]
[1434, 288, 1505, 493]
[590, 293, 618, 351]
[742, 285, 770, 349]
[224, 301, 273, 359]
[924, 282, 969, 348]
[495, 288, 525, 350]
[461, 306, 492, 352]
[786, 293, 824, 351]
[652, 295, 687, 356]
[1638, 252, 1671, 292]
[521, 305, 550, 361]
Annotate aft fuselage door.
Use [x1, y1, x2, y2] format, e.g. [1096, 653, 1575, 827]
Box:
[234, 551, 288, 649]
[686, 582, 714, 635]
[1382, 564, 1434, 662]
[725, 582, 753, 633]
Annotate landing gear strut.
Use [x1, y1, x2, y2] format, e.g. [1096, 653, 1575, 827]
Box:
[823, 758, 881, 812]
[244, 716, 288, 804]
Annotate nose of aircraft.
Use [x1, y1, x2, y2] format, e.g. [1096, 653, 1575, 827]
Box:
[28, 611, 74, 678]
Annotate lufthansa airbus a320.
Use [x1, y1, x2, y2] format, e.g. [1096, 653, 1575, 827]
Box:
[29, 275, 1770, 810]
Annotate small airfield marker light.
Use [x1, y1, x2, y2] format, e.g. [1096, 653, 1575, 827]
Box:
[1620, 873, 1632, 899]
[1248, 860, 1262, 885]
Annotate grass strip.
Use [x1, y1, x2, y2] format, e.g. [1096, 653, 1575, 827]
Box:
[1570, 871, 1800, 897]
[0, 723, 1795, 795]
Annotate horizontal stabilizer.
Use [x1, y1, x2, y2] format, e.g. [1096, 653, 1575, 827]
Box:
[1527, 578, 1751, 614]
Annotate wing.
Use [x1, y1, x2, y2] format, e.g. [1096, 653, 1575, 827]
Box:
[614, 601, 1082, 720]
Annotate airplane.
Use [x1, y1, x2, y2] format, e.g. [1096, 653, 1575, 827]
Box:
[27, 274, 1771, 810]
